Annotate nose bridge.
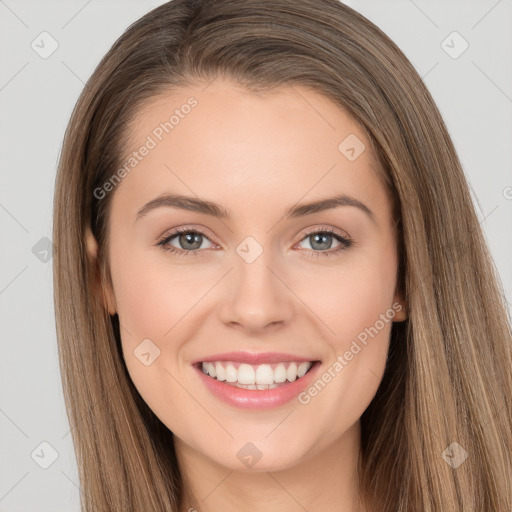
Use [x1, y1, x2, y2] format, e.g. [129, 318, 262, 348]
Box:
[218, 235, 294, 330]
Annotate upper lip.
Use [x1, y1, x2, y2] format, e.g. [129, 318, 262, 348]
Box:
[192, 351, 319, 366]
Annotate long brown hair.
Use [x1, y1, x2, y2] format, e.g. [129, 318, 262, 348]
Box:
[52, 1, 512, 510]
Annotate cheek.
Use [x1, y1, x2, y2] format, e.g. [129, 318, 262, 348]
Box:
[296, 250, 398, 427]
[109, 239, 215, 341]
[303, 245, 398, 346]
[295, 245, 397, 396]
[107, 241, 220, 418]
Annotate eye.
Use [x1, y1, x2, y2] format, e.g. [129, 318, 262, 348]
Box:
[157, 227, 215, 258]
[295, 228, 352, 259]
[156, 226, 352, 258]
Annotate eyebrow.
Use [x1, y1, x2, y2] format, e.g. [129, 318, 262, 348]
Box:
[135, 193, 376, 224]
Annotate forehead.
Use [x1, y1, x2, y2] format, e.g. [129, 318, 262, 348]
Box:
[110, 79, 390, 225]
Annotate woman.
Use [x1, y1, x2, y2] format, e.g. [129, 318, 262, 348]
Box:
[52, 0, 512, 510]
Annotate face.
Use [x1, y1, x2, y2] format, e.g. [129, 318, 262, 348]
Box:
[88, 78, 406, 474]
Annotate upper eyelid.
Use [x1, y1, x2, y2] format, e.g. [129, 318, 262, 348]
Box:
[300, 226, 350, 238]
[159, 225, 218, 246]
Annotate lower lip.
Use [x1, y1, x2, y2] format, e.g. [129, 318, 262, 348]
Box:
[194, 362, 321, 410]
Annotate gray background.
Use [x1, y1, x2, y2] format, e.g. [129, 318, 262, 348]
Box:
[1, 1, 511, 510]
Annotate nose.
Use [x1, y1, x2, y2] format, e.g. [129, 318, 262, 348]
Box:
[218, 249, 295, 334]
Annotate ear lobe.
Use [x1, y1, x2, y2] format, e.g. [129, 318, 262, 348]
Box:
[85, 226, 117, 316]
[392, 289, 408, 322]
[85, 226, 98, 260]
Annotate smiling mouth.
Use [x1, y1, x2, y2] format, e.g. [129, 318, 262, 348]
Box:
[196, 360, 318, 390]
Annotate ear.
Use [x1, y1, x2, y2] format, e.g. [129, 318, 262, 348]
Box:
[85, 226, 117, 316]
[391, 287, 408, 322]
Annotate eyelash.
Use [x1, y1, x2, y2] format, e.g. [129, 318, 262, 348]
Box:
[156, 226, 353, 259]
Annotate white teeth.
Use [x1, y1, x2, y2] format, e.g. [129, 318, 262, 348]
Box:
[286, 362, 298, 382]
[200, 360, 313, 386]
[255, 364, 274, 385]
[205, 362, 216, 378]
[233, 382, 279, 390]
[274, 363, 287, 383]
[225, 363, 237, 382]
[215, 362, 226, 381]
[297, 362, 310, 378]
[237, 364, 255, 385]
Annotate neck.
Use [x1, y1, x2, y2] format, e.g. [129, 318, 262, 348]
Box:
[176, 421, 368, 512]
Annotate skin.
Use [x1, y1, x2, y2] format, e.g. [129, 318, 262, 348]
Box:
[86, 78, 407, 512]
